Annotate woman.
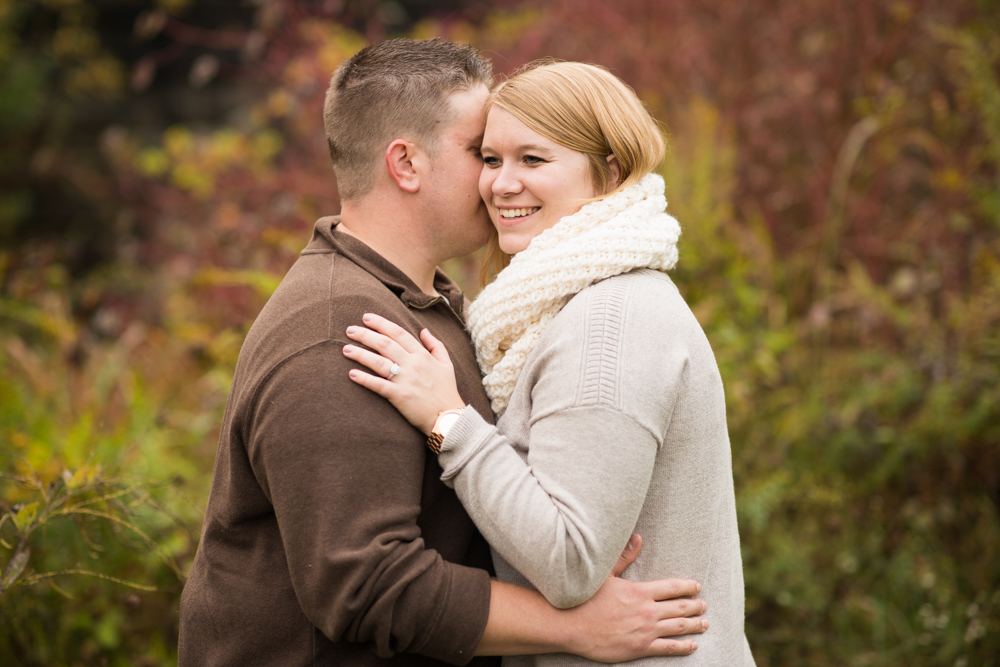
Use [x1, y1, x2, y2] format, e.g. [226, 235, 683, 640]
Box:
[343, 61, 755, 666]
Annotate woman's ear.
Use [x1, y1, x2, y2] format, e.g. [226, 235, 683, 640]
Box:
[606, 154, 621, 192]
[386, 139, 421, 193]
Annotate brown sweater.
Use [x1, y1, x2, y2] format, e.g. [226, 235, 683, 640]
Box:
[179, 218, 499, 667]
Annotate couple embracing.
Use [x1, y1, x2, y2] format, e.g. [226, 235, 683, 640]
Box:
[179, 38, 755, 667]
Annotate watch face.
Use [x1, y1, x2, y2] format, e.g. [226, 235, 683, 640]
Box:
[437, 412, 463, 439]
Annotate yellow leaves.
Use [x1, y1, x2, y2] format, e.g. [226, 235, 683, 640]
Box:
[51, 25, 99, 60]
[40, 0, 82, 8]
[481, 7, 544, 49]
[890, 1, 915, 23]
[65, 414, 95, 470]
[207, 129, 245, 163]
[164, 126, 194, 158]
[933, 167, 964, 193]
[448, 21, 477, 47]
[410, 19, 444, 41]
[64, 465, 101, 491]
[156, 0, 191, 16]
[62, 56, 124, 97]
[252, 130, 283, 163]
[13, 502, 38, 533]
[170, 162, 212, 199]
[0, 295, 77, 344]
[266, 90, 293, 119]
[135, 126, 285, 199]
[192, 267, 282, 300]
[316, 23, 365, 73]
[281, 56, 314, 90]
[137, 147, 169, 177]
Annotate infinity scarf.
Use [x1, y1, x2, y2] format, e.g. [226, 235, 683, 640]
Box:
[466, 173, 682, 416]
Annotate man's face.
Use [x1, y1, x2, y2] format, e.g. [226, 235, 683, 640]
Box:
[422, 84, 493, 260]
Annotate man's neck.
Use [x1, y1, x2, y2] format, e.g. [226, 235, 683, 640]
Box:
[337, 199, 440, 296]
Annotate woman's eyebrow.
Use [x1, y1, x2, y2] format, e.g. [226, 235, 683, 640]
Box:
[480, 143, 552, 154]
[514, 143, 551, 153]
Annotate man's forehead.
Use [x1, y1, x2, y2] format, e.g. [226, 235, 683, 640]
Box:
[443, 85, 489, 136]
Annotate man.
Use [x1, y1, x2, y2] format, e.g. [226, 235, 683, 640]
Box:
[179, 39, 706, 666]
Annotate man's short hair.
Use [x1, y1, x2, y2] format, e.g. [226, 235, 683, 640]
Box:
[323, 39, 493, 201]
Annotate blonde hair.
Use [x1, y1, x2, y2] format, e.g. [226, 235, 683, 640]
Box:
[480, 61, 665, 284]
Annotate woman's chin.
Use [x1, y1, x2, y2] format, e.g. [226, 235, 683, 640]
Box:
[497, 235, 528, 255]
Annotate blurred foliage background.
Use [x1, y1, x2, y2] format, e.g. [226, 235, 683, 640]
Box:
[0, 0, 998, 665]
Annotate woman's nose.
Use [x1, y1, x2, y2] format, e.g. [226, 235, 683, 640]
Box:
[492, 164, 522, 196]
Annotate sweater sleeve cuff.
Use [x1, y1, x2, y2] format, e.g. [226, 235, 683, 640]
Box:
[405, 560, 492, 665]
[438, 405, 494, 488]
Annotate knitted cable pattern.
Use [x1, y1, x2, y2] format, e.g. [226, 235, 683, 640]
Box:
[467, 173, 681, 416]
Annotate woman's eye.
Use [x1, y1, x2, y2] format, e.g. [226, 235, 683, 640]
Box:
[483, 156, 500, 167]
[523, 155, 544, 165]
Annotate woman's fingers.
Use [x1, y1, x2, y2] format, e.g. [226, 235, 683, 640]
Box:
[420, 328, 453, 366]
[347, 368, 396, 398]
[343, 344, 398, 378]
[361, 313, 424, 354]
[346, 325, 408, 363]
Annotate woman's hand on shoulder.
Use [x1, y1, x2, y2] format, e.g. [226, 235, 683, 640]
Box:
[343, 313, 465, 435]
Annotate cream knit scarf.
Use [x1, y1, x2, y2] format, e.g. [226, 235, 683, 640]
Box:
[466, 173, 681, 417]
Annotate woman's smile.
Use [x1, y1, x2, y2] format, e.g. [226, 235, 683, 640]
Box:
[497, 206, 541, 224]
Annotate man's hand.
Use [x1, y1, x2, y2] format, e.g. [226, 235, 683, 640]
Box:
[476, 534, 708, 661]
[565, 533, 707, 661]
[562, 568, 706, 661]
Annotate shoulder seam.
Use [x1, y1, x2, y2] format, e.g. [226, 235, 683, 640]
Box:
[327, 252, 337, 339]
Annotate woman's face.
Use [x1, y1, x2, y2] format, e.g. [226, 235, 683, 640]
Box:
[479, 107, 598, 254]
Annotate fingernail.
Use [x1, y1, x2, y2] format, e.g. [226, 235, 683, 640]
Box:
[627, 535, 638, 550]
[349, 370, 358, 378]
[347, 326, 356, 334]
[363, 313, 373, 322]
[701, 618, 708, 630]
[344, 345, 356, 352]
[696, 582, 702, 593]
[691, 641, 698, 651]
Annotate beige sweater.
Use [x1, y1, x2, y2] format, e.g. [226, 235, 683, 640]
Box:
[439, 268, 755, 666]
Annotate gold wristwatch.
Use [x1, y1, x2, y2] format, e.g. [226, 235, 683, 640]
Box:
[427, 408, 465, 455]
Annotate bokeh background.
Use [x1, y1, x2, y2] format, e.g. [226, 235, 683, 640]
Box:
[1, 0, 998, 664]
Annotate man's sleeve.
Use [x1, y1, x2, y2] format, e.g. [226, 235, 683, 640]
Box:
[244, 339, 491, 664]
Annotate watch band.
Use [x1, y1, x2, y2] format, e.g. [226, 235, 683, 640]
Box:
[426, 408, 465, 455]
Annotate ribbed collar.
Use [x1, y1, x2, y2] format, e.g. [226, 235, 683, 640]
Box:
[303, 216, 465, 318]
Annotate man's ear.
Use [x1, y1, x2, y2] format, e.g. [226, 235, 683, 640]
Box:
[386, 139, 421, 193]
[606, 154, 621, 192]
